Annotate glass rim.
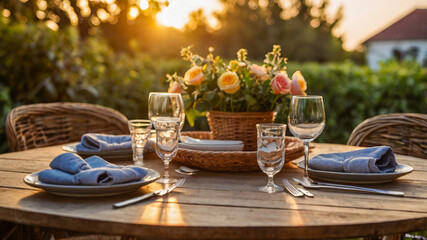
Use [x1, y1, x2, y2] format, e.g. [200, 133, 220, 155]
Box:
[291, 95, 323, 99]
[256, 123, 287, 128]
[148, 92, 182, 96]
[128, 119, 151, 125]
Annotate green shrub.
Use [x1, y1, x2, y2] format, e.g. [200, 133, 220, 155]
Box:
[287, 60, 427, 143]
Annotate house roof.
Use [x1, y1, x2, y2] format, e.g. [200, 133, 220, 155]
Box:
[364, 9, 427, 43]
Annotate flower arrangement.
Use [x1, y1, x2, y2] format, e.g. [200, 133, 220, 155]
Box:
[167, 45, 307, 126]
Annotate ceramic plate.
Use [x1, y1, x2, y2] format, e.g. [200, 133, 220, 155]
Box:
[23, 168, 160, 197]
[296, 161, 413, 184]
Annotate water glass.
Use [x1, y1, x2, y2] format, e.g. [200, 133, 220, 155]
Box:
[256, 123, 286, 193]
[148, 92, 185, 131]
[288, 95, 325, 177]
[128, 120, 152, 166]
[154, 118, 180, 184]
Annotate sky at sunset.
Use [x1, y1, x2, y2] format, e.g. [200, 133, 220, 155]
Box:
[155, 0, 427, 51]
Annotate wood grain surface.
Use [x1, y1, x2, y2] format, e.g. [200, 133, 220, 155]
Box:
[0, 143, 426, 239]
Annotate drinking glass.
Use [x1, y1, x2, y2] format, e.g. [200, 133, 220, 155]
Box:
[288, 95, 325, 177]
[154, 118, 180, 184]
[256, 123, 287, 193]
[148, 92, 185, 131]
[128, 120, 152, 166]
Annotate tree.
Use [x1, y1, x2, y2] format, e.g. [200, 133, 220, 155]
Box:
[210, 0, 345, 62]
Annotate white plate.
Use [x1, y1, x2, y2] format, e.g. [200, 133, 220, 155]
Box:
[296, 161, 413, 184]
[178, 142, 244, 151]
[23, 168, 160, 197]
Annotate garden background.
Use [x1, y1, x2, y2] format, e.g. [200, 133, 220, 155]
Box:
[1, 0, 426, 153]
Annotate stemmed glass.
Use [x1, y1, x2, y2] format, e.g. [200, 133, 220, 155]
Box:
[256, 123, 287, 193]
[154, 118, 179, 184]
[128, 119, 151, 167]
[148, 92, 184, 183]
[148, 92, 185, 132]
[288, 96, 325, 177]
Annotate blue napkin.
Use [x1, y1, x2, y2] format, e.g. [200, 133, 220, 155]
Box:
[75, 134, 132, 152]
[308, 146, 398, 173]
[38, 153, 148, 185]
[49, 152, 90, 174]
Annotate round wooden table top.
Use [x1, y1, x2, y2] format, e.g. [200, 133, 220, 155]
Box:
[0, 143, 426, 239]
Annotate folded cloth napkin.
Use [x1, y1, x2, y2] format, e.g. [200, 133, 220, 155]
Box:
[308, 146, 397, 173]
[75, 134, 132, 152]
[38, 153, 147, 185]
[49, 152, 90, 174]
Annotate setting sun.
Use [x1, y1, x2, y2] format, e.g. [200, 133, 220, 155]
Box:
[155, 0, 222, 29]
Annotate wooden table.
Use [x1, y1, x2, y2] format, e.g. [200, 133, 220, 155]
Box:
[0, 143, 426, 239]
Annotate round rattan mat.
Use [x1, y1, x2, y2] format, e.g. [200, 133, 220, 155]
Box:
[175, 131, 304, 172]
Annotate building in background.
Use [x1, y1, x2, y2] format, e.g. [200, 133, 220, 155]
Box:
[363, 9, 427, 69]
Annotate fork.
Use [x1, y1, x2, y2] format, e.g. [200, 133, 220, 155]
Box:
[293, 177, 404, 196]
[282, 179, 303, 197]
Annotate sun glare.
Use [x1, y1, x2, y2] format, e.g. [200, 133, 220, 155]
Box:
[139, 0, 149, 10]
[155, 0, 222, 29]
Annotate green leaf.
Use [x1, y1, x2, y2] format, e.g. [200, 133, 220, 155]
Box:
[204, 89, 216, 101]
[185, 108, 197, 127]
[244, 94, 257, 106]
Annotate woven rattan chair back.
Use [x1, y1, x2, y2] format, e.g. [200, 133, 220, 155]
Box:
[6, 102, 129, 152]
[347, 113, 427, 159]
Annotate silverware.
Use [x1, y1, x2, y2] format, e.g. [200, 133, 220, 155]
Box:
[179, 166, 199, 173]
[282, 179, 303, 197]
[297, 187, 314, 197]
[293, 178, 404, 196]
[175, 169, 196, 176]
[113, 178, 186, 208]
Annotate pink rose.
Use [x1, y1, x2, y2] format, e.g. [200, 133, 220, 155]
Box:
[290, 71, 307, 96]
[168, 81, 181, 93]
[184, 66, 204, 86]
[250, 64, 268, 81]
[271, 72, 291, 95]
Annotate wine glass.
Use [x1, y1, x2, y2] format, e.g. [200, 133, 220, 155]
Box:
[288, 95, 325, 178]
[256, 123, 287, 193]
[148, 92, 185, 131]
[154, 118, 179, 184]
[128, 119, 151, 167]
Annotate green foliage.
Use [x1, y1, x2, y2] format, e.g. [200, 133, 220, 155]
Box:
[0, 84, 12, 153]
[0, 19, 169, 152]
[286, 60, 427, 143]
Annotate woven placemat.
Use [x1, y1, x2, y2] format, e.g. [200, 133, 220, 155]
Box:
[175, 131, 304, 172]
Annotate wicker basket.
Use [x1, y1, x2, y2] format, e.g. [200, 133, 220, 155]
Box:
[176, 131, 304, 172]
[206, 110, 275, 151]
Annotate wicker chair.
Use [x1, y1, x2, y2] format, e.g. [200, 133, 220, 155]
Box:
[347, 113, 427, 159]
[6, 102, 129, 152]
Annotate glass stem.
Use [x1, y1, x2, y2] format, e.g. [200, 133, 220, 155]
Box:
[164, 161, 170, 179]
[303, 140, 310, 178]
[268, 174, 274, 187]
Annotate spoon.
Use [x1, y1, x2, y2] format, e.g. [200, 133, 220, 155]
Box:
[179, 166, 199, 173]
[175, 169, 197, 176]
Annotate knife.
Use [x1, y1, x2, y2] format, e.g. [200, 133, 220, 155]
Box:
[113, 178, 186, 208]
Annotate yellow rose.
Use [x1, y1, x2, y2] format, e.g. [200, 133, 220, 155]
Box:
[290, 71, 307, 95]
[217, 72, 240, 94]
[184, 66, 204, 86]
